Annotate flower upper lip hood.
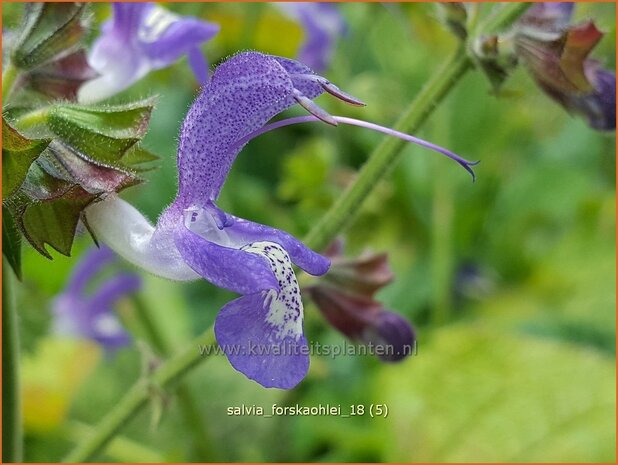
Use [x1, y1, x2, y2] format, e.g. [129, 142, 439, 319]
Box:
[176, 52, 327, 205]
[78, 2, 219, 103]
[85, 51, 475, 389]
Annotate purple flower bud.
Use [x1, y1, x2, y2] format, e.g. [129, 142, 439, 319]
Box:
[361, 311, 415, 362]
[307, 240, 415, 363]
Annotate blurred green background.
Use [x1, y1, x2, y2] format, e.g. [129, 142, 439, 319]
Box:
[3, 2, 616, 462]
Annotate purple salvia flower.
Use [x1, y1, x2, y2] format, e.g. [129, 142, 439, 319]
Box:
[52, 246, 140, 351]
[275, 2, 346, 72]
[78, 2, 219, 103]
[85, 52, 475, 388]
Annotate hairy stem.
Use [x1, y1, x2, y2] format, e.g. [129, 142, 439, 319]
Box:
[131, 296, 218, 461]
[63, 421, 165, 463]
[62, 327, 216, 463]
[303, 48, 471, 250]
[2, 258, 22, 462]
[303, 2, 531, 251]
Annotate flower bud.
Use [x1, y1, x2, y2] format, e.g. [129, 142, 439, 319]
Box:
[306, 239, 415, 362]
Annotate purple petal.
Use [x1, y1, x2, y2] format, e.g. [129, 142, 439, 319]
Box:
[215, 241, 308, 389]
[52, 294, 132, 352]
[176, 52, 325, 205]
[361, 311, 415, 362]
[173, 221, 279, 295]
[110, 3, 150, 39]
[225, 216, 330, 276]
[89, 311, 132, 350]
[523, 2, 574, 30]
[141, 17, 219, 70]
[89, 274, 142, 310]
[215, 293, 309, 389]
[585, 68, 616, 131]
[81, 3, 218, 102]
[187, 46, 209, 85]
[269, 56, 323, 96]
[277, 2, 346, 72]
[80, 26, 148, 102]
[66, 246, 116, 295]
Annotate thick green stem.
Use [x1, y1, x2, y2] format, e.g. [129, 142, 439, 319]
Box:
[304, 49, 471, 251]
[303, 2, 531, 251]
[2, 258, 22, 462]
[63, 421, 165, 463]
[2, 63, 20, 104]
[131, 296, 218, 461]
[62, 327, 216, 463]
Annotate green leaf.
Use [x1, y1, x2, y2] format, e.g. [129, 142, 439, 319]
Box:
[2, 118, 50, 198]
[379, 325, 615, 462]
[19, 186, 94, 258]
[120, 145, 160, 171]
[47, 99, 156, 165]
[12, 3, 87, 71]
[37, 141, 142, 195]
[2, 206, 22, 280]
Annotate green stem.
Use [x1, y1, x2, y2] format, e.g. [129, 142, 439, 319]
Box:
[131, 296, 218, 461]
[2, 258, 23, 462]
[482, 2, 531, 35]
[62, 326, 216, 463]
[63, 421, 165, 463]
[2, 63, 20, 104]
[304, 48, 471, 251]
[303, 2, 531, 251]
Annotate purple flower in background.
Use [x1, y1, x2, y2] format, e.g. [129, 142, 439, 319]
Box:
[515, 2, 616, 131]
[79, 2, 219, 103]
[85, 52, 475, 388]
[275, 2, 346, 72]
[52, 246, 141, 351]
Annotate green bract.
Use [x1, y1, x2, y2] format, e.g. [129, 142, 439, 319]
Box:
[11, 3, 86, 71]
[2, 99, 157, 268]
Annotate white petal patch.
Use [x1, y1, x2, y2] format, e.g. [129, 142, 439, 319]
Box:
[241, 241, 303, 341]
[139, 5, 179, 43]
